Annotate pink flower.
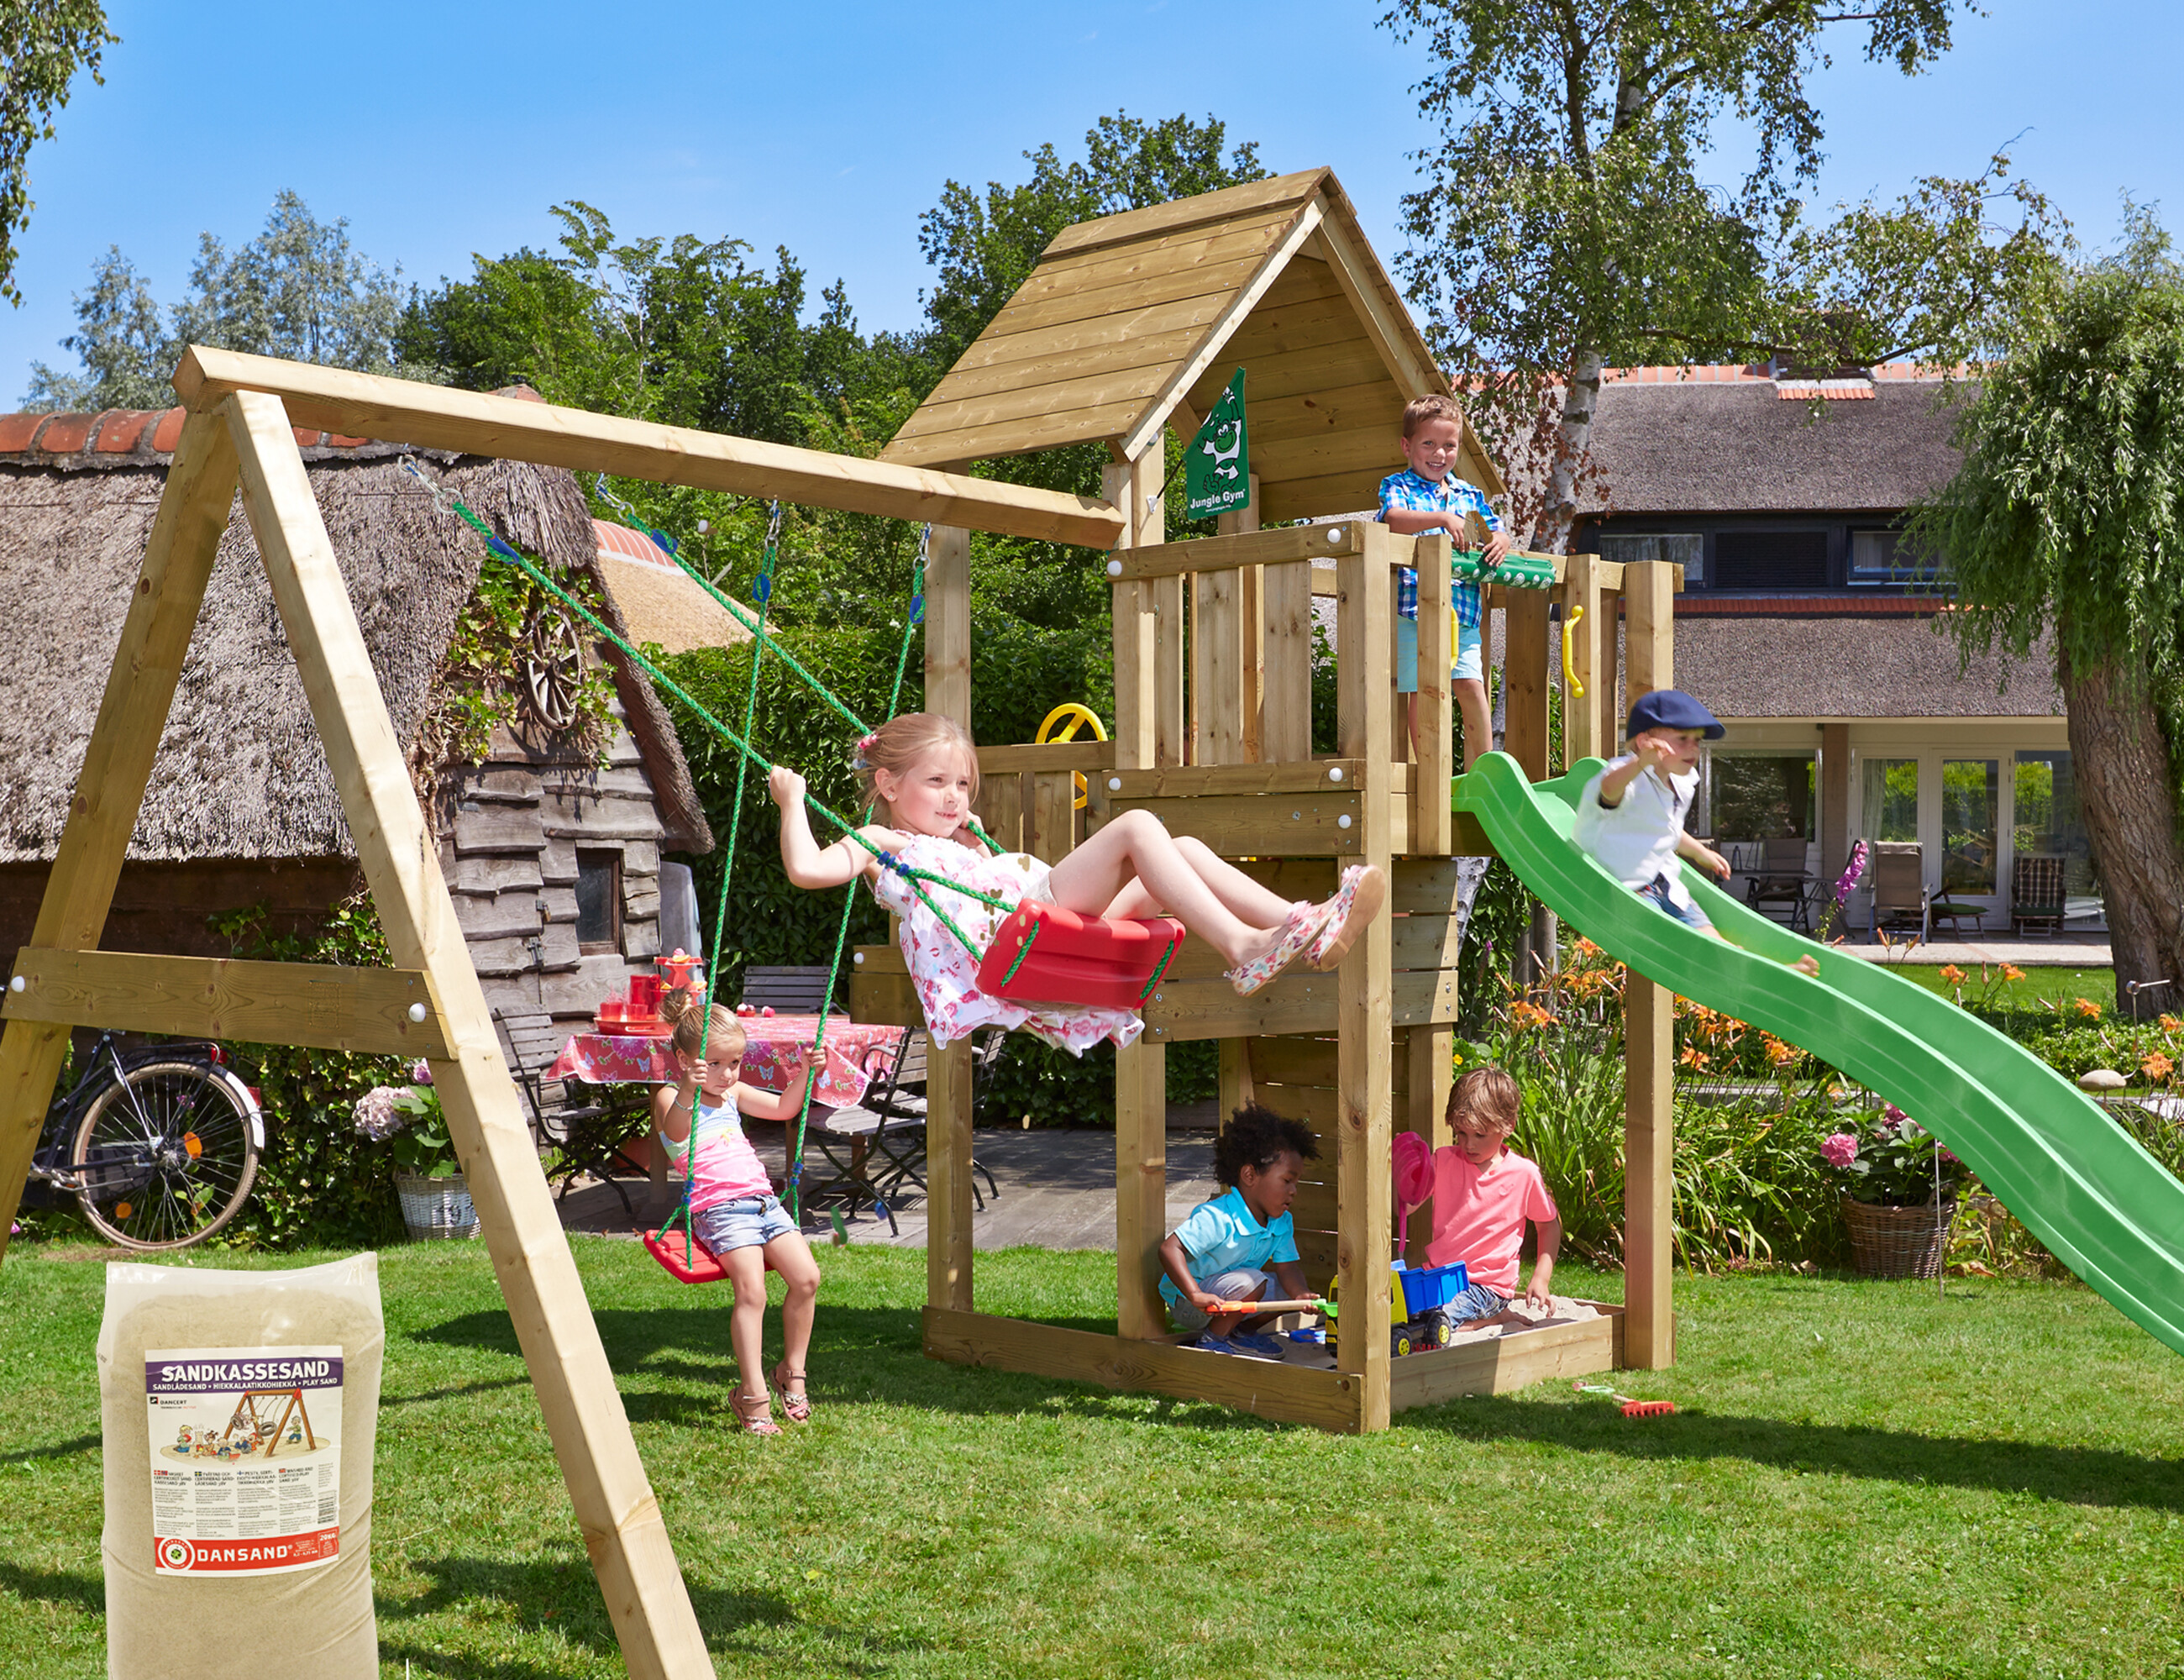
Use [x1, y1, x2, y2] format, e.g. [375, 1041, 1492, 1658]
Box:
[412, 1059, 433, 1086]
[1883, 1105, 1907, 1124]
[1820, 1132, 1860, 1168]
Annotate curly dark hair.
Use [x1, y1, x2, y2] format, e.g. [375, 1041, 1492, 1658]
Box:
[1213, 1104, 1320, 1189]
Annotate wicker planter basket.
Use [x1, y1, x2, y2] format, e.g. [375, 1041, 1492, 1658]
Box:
[1842, 1194, 1954, 1279]
[395, 1171, 480, 1242]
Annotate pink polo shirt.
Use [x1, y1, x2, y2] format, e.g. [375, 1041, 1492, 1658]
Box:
[1424, 1144, 1558, 1294]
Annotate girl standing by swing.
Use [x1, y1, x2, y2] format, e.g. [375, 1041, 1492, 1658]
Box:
[768, 712, 1383, 1052]
[652, 989, 823, 1436]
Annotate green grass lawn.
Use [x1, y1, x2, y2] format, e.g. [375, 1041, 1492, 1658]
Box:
[1885, 963, 2120, 1014]
[3, 1240, 2179, 1679]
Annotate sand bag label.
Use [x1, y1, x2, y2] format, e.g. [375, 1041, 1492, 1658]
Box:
[144, 1344, 344, 1576]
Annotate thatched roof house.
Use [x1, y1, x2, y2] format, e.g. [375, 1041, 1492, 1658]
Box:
[0, 402, 716, 1042]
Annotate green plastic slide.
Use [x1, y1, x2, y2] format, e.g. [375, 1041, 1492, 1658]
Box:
[1454, 751, 2184, 1357]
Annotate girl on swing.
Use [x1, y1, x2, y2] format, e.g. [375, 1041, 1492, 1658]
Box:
[769, 712, 1383, 1053]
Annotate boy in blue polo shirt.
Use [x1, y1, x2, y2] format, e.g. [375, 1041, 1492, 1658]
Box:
[1575, 688, 1821, 976]
[1379, 392, 1509, 768]
[1160, 1104, 1319, 1358]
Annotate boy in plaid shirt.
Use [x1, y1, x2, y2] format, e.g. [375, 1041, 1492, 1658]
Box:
[1378, 392, 1509, 766]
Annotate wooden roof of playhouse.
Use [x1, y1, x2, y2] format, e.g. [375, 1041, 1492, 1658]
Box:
[881, 167, 1504, 522]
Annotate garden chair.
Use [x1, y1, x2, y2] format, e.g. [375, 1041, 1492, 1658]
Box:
[740, 965, 848, 1016]
[804, 1028, 1002, 1236]
[1742, 835, 1814, 932]
[2011, 853, 2066, 938]
[1867, 842, 1930, 944]
[495, 1006, 655, 1220]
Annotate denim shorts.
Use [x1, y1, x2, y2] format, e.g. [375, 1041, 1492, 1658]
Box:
[1167, 1266, 1274, 1334]
[1442, 1278, 1514, 1326]
[692, 1194, 797, 1256]
[1637, 874, 1714, 932]
[1394, 615, 1485, 693]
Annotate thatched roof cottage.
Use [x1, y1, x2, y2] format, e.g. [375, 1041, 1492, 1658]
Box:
[0, 402, 717, 1053]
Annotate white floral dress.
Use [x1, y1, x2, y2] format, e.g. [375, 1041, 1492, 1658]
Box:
[868, 832, 1144, 1054]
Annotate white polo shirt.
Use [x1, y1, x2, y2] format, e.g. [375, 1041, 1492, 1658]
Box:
[1572, 755, 1699, 911]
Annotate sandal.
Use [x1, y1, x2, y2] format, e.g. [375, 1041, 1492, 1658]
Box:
[769, 1362, 812, 1424]
[1306, 864, 1388, 971]
[731, 1388, 781, 1436]
[1224, 901, 1331, 997]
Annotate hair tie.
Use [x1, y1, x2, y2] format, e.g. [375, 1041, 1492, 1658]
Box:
[852, 731, 879, 771]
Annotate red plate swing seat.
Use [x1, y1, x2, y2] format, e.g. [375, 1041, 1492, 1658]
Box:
[973, 900, 1185, 1009]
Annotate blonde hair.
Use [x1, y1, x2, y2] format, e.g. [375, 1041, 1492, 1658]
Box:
[1447, 1065, 1521, 1134]
[853, 711, 979, 821]
[662, 985, 746, 1063]
[1401, 392, 1466, 440]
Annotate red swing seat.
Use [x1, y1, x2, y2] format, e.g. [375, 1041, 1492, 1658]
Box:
[974, 900, 1185, 1010]
[643, 1225, 782, 1284]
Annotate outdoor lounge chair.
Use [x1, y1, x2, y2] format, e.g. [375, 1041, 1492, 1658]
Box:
[2011, 853, 2067, 938]
[739, 965, 849, 1016]
[1742, 836, 1814, 932]
[1868, 842, 1930, 944]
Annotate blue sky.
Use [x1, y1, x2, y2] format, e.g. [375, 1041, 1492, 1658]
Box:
[4, 0, 2181, 402]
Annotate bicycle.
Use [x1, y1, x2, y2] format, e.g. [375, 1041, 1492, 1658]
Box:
[18, 1030, 263, 1251]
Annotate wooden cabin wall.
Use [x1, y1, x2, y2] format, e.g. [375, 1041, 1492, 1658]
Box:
[440, 693, 675, 1050]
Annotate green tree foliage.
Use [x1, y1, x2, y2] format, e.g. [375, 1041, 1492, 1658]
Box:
[0, 0, 115, 305]
[23, 190, 427, 407]
[1912, 209, 2184, 1004]
[1381, 0, 2065, 545]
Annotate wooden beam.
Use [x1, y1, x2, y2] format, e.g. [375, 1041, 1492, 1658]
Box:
[1116, 199, 1326, 464]
[1404, 1025, 1454, 1265]
[923, 1305, 1365, 1433]
[1599, 590, 1623, 757]
[976, 740, 1115, 775]
[1389, 1306, 1623, 1410]
[173, 346, 1123, 550]
[1504, 589, 1552, 781]
[1413, 532, 1453, 854]
[1109, 518, 1366, 581]
[1106, 460, 1157, 774]
[3, 951, 454, 1059]
[923, 521, 977, 1317]
[1221, 475, 1264, 761]
[223, 391, 711, 1678]
[1563, 554, 1605, 769]
[1337, 528, 1398, 1432]
[0, 411, 240, 1259]
[1116, 1037, 1168, 1339]
[1101, 761, 1363, 797]
[1142, 456, 1186, 769]
[1622, 558, 1677, 1372]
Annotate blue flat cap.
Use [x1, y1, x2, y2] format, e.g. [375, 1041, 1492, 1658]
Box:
[1626, 688, 1725, 740]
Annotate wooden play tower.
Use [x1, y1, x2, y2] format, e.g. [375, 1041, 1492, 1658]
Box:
[855, 169, 1681, 1433]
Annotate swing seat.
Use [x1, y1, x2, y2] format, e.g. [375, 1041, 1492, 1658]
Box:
[974, 900, 1185, 1010]
[643, 1224, 784, 1284]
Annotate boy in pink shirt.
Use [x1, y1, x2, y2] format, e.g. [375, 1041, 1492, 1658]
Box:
[1425, 1066, 1561, 1326]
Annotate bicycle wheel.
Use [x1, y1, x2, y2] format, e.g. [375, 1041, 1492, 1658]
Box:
[73, 1061, 259, 1251]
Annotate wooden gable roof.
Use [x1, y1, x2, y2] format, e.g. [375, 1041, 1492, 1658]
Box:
[879, 167, 1504, 523]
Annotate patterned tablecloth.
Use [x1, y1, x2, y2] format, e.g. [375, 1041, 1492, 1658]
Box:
[548, 1015, 904, 1110]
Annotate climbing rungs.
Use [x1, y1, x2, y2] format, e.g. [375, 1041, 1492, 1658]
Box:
[3, 948, 456, 1059]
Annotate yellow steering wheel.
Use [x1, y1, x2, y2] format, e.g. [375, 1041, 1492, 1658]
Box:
[1036, 702, 1109, 810]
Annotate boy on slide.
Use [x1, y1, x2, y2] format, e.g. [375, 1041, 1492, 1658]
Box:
[1573, 689, 1821, 978]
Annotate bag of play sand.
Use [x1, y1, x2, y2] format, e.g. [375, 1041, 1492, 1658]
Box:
[97, 1253, 383, 1678]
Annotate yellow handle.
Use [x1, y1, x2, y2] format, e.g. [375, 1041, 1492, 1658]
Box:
[1561, 603, 1586, 698]
[1035, 703, 1109, 811]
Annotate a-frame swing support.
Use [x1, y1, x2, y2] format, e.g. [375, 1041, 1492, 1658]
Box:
[0, 350, 1126, 1680]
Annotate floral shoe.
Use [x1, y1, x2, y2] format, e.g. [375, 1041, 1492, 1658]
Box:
[1224, 901, 1329, 997]
[1306, 864, 1388, 971]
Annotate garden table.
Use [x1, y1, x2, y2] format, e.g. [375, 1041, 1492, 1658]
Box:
[548, 1016, 904, 1109]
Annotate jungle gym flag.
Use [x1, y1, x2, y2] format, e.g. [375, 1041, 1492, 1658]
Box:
[1184, 370, 1249, 520]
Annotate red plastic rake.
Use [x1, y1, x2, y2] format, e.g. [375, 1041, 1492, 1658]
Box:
[1572, 1381, 1677, 1418]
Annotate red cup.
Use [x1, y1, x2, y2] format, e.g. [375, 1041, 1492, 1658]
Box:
[628, 975, 661, 1017]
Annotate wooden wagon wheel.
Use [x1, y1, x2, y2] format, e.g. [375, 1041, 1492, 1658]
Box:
[522, 603, 585, 729]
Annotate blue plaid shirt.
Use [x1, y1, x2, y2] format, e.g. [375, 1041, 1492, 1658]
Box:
[1379, 469, 1501, 630]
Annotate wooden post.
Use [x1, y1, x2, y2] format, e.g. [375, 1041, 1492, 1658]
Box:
[1563, 555, 1604, 769]
[1820, 722, 1851, 885]
[1412, 533, 1453, 854]
[0, 412, 240, 1257]
[924, 522, 976, 1317]
[1338, 526, 1398, 1431]
[1622, 558, 1677, 1369]
[1112, 448, 1168, 1338]
[1598, 591, 1623, 756]
[1261, 554, 1313, 764]
[1217, 475, 1263, 761]
[223, 392, 710, 1677]
[1504, 588, 1551, 781]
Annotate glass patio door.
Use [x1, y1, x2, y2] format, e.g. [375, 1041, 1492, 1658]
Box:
[1940, 759, 2002, 911]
